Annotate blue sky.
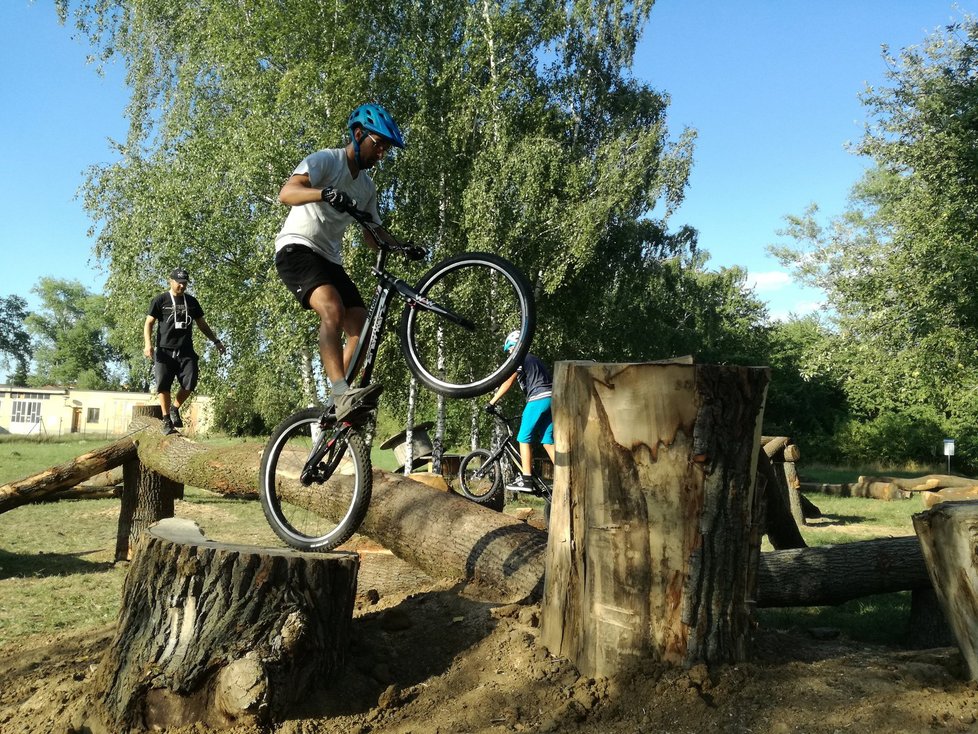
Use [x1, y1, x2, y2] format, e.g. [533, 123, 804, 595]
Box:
[1, 0, 973, 320]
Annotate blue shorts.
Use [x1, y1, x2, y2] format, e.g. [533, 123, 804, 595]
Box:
[518, 397, 553, 445]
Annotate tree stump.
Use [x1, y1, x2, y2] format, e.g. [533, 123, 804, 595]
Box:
[540, 360, 769, 676]
[115, 406, 185, 561]
[913, 501, 978, 679]
[89, 518, 359, 731]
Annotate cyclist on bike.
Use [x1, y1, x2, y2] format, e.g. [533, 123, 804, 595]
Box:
[485, 330, 555, 490]
[274, 103, 404, 421]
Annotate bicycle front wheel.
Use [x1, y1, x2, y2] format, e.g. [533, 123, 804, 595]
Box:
[458, 448, 503, 504]
[399, 252, 536, 398]
[259, 407, 372, 552]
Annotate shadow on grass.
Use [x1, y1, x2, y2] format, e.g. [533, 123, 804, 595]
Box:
[0, 547, 115, 580]
[811, 513, 868, 526]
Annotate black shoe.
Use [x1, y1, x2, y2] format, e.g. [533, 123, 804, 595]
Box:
[169, 406, 183, 428]
[161, 416, 178, 435]
[505, 474, 534, 492]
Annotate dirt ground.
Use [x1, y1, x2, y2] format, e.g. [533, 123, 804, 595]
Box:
[2, 520, 978, 734]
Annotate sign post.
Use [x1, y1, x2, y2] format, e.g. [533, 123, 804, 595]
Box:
[944, 438, 956, 474]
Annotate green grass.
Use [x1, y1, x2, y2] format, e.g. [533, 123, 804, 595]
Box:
[0, 439, 948, 649]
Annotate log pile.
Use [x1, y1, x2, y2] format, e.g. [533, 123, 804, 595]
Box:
[800, 473, 978, 504]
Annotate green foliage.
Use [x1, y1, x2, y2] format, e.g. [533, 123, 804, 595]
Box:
[0, 294, 32, 383]
[24, 278, 127, 389]
[771, 15, 978, 465]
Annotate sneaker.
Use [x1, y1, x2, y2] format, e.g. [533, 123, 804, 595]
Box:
[505, 474, 534, 492]
[169, 406, 183, 428]
[161, 416, 178, 435]
[333, 384, 384, 422]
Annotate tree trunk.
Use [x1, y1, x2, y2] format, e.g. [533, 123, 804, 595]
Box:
[88, 518, 359, 731]
[756, 535, 931, 607]
[540, 361, 769, 675]
[115, 406, 185, 561]
[0, 435, 136, 513]
[757, 450, 807, 550]
[913, 501, 978, 679]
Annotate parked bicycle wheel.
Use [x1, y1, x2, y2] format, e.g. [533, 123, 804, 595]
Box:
[259, 407, 372, 551]
[400, 252, 535, 398]
[457, 448, 503, 504]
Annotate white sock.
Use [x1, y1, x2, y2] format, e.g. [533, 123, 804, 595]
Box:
[332, 379, 350, 396]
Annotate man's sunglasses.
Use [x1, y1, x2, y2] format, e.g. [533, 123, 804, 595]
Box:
[367, 133, 393, 152]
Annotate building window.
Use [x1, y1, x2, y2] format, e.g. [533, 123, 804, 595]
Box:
[11, 399, 42, 424]
[87, 408, 100, 424]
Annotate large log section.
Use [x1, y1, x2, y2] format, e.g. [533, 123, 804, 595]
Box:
[540, 361, 769, 675]
[87, 518, 358, 731]
[913, 501, 978, 680]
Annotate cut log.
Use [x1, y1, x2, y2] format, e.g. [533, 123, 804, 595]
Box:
[0, 435, 136, 513]
[862, 474, 978, 492]
[756, 535, 930, 607]
[123, 415, 547, 601]
[922, 487, 978, 508]
[757, 451, 806, 549]
[540, 361, 769, 675]
[87, 518, 359, 731]
[800, 480, 908, 500]
[34, 486, 122, 502]
[913, 501, 978, 680]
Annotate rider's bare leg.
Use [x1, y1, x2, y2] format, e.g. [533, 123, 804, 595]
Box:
[520, 442, 534, 476]
[342, 306, 367, 375]
[307, 284, 346, 385]
[542, 443, 555, 463]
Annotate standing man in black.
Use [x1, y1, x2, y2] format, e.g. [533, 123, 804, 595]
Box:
[144, 267, 226, 434]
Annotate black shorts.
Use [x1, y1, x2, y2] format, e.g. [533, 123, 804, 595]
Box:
[275, 244, 366, 310]
[153, 349, 199, 393]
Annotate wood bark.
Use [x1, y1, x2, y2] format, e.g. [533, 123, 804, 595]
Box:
[923, 486, 978, 508]
[755, 535, 931, 607]
[540, 361, 769, 675]
[0, 435, 136, 513]
[115, 407, 185, 561]
[913, 501, 978, 680]
[88, 518, 359, 731]
[757, 451, 807, 549]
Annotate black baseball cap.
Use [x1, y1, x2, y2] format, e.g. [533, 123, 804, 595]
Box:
[170, 268, 190, 283]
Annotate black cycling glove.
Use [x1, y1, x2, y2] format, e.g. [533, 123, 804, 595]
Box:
[321, 187, 355, 212]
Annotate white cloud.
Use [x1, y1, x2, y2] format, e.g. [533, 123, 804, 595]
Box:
[747, 271, 792, 292]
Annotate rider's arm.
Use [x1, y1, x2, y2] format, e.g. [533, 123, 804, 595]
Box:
[488, 372, 518, 407]
[278, 173, 324, 206]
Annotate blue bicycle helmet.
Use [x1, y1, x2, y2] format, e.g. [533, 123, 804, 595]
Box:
[503, 330, 521, 352]
[348, 103, 404, 164]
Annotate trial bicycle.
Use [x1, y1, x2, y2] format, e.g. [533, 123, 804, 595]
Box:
[457, 405, 553, 510]
[259, 206, 536, 551]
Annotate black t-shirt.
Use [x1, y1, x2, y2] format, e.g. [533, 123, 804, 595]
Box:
[516, 353, 553, 400]
[148, 291, 204, 352]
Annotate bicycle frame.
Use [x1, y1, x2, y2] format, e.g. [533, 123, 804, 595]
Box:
[480, 413, 552, 499]
[342, 215, 473, 391]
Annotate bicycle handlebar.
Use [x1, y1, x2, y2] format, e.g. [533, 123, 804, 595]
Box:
[343, 203, 429, 261]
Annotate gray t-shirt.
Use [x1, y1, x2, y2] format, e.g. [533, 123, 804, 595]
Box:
[274, 147, 382, 265]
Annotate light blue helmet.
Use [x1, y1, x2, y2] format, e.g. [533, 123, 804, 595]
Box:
[348, 103, 405, 148]
[503, 330, 521, 352]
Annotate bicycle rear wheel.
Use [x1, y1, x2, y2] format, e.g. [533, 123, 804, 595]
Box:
[399, 252, 535, 398]
[259, 407, 372, 551]
[458, 448, 503, 504]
